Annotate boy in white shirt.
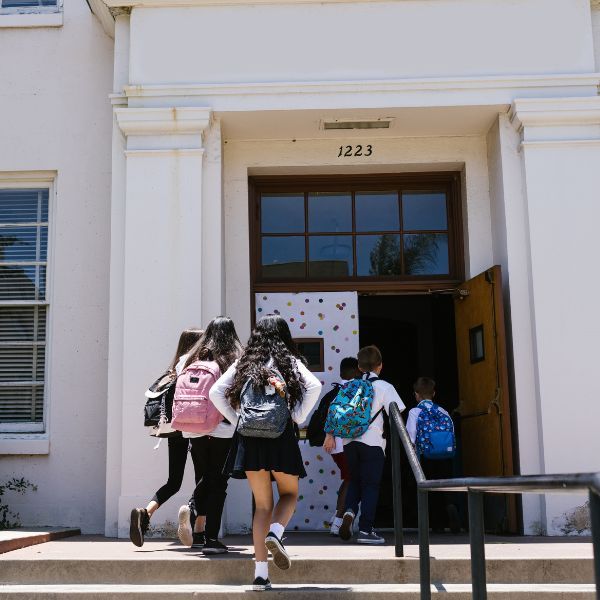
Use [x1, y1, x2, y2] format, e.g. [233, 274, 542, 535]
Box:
[406, 377, 460, 534]
[324, 345, 405, 544]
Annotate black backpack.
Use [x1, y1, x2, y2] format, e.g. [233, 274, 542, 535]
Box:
[144, 370, 179, 438]
[306, 383, 341, 447]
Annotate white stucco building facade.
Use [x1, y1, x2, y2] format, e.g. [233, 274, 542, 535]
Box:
[2, 0, 600, 538]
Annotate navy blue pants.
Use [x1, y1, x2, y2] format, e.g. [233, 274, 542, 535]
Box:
[343, 441, 386, 532]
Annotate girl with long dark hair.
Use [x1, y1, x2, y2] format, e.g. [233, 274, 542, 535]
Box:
[176, 316, 243, 555]
[209, 314, 322, 590]
[129, 327, 203, 547]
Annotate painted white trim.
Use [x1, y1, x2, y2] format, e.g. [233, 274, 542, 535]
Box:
[510, 97, 600, 130]
[123, 148, 205, 157]
[115, 107, 212, 136]
[102, 0, 458, 7]
[0, 435, 49, 455]
[125, 73, 600, 100]
[0, 171, 57, 184]
[0, 11, 62, 27]
[521, 139, 600, 149]
[87, 0, 115, 38]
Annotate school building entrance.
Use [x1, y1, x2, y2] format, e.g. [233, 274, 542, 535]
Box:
[250, 174, 516, 533]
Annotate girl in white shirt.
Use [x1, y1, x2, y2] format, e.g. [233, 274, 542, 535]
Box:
[209, 314, 322, 591]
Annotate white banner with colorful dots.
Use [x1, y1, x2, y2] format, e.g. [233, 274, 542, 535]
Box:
[255, 291, 359, 531]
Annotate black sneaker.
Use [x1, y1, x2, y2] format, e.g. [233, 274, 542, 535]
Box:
[129, 508, 150, 547]
[192, 532, 206, 548]
[356, 529, 385, 545]
[264, 531, 291, 570]
[202, 538, 228, 555]
[252, 576, 272, 591]
[339, 510, 355, 541]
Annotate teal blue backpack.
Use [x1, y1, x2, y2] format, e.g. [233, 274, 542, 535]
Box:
[324, 376, 381, 439]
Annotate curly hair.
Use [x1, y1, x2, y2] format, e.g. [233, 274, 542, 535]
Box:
[226, 314, 305, 411]
[183, 316, 243, 374]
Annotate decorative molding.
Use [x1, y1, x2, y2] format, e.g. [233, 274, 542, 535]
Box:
[101, 0, 447, 8]
[510, 97, 600, 131]
[124, 148, 205, 157]
[124, 73, 600, 100]
[114, 107, 212, 136]
[110, 93, 128, 107]
[521, 139, 600, 150]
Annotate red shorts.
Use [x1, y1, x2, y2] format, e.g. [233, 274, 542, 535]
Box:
[332, 451, 351, 481]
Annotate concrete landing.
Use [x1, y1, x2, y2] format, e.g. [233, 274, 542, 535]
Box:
[0, 583, 595, 599]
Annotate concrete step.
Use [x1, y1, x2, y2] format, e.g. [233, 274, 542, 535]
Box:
[0, 583, 595, 599]
[0, 556, 594, 585]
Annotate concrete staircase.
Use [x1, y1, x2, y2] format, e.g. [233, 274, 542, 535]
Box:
[0, 534, 595, 598]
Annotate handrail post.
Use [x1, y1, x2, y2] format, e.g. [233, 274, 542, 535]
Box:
[391, 408, 404, 557]
[418, 488, 431, 600]
[468, 491, 487, 600]
[589, 486, 600, 598]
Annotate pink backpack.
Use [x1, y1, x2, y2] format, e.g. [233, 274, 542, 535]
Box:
[171, 360, 223, 434]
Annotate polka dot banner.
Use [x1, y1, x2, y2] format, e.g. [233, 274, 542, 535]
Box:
[255, 291, 359, 531]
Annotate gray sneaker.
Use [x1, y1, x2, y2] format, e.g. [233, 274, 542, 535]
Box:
[356, 529, 385, 545]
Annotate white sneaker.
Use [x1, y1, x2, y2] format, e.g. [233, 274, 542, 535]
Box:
[177, 504, 193, 547]
[330, 522, 340, 536]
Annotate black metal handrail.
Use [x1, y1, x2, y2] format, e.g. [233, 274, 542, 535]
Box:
[388, 401, 600, 600]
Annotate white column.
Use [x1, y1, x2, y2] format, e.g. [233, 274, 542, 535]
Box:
[105, 10, 130, 537]
[111, 106, 214, 537]
[512, 97, 600, 534]
[487, 113, 544, 533]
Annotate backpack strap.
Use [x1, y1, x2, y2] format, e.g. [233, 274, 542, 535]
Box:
[369, 407, 383, 425]
[365, 376, 381, 424]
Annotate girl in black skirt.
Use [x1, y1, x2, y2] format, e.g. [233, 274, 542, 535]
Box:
[209, 315, 322, 591]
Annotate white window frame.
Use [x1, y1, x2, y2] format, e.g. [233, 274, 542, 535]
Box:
[0, 172, 55, 437]
[0, 0, 63, 28]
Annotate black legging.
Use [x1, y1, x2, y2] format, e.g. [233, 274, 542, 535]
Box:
[189, 436, 232, 539]
[152, 435, 201, 506]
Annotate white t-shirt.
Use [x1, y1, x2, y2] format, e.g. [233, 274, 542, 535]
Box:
[175, 354, 237, 439]
[209, 358, 322, 427]
[406, 401, 451, 445]
[342, 372, 405, 451]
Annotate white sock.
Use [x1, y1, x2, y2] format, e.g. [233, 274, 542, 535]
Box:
[269, 522, 285, 539]
[254, 560, 269, 580]
[332, 516, 343, 527]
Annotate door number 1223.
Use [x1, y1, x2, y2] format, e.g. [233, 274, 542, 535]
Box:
[338, 144, 373, 157]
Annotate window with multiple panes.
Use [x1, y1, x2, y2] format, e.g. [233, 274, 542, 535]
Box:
[0, 189, 49, 432]
[252, 175, 462, 289]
